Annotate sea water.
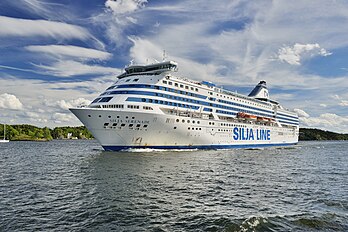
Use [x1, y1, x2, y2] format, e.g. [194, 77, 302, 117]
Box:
[0, 140, 347, 231]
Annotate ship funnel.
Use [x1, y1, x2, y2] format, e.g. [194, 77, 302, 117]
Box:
[248, 81, 269, 100]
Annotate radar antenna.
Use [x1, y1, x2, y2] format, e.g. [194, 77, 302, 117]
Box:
[163, 50, 167, 61]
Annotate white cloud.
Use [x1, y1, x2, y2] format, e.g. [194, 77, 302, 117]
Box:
[0, 16, 90, 40]
[319, 104, 327, 107]
[294, 108, 309, 118]
[105, 0, 147, 15]
[278, 43, 331, 65]
[300, 113, 348, 133]
[32, 60, 120, 77]
[0, 93, 23, 110]
[0, 74, 114, 127]
[91, 0, 148, 47]
[339, 100, 348, 106]
[52, 113, 75, 124]
[56, 98, 91, 110]
[25, 45, 112, 61]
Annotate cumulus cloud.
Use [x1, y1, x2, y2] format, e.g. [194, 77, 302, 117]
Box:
[32, 60, 120, 77]
[105, 0, 147, 15]
[0, 16, 90, 40]
[56, 98, 91, 110]
[294, 108, 309, 118]
[0, 93, 23, 110]
[25, 45, 112, 61]
[300, 113, 348, 133]
[278, 43, 332, 65]
[52, 113, 75, 123]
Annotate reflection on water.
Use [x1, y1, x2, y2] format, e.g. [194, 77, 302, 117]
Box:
[0, 140, 347, 231]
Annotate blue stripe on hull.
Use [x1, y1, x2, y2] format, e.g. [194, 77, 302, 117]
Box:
[102, 143, 298, 151]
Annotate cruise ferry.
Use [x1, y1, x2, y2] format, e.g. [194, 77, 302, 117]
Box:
[70, 60, 299, 151]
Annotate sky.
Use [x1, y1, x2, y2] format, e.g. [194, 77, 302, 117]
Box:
[0, 0, 348, 133]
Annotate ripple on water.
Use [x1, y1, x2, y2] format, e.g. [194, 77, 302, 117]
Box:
[0, 140, 347, 231]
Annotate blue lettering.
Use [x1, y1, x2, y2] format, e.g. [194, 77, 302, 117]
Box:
[249, 129, 254, 140]
[267, 130, 270, 140]
[233, 127, 238, 140]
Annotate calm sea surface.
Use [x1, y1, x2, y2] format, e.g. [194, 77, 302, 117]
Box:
[0, 140, 347, 231]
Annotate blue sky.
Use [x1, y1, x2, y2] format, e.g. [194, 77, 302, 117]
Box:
[0, 0, 348, 132]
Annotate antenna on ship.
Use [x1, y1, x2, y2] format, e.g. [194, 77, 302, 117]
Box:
[163, 50, 167, 61]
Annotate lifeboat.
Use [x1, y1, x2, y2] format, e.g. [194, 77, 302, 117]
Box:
[237, 112, 257, 120]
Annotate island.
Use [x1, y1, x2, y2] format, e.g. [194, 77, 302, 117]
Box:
[0, 124, 93, 141]
[299, 128, 348, 141]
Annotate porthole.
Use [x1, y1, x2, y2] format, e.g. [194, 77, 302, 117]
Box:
[129, 124, 133, 127]
[188, 127, 190, 130]
[187, 120, 190, 123]
[108, 116, 111, 118]
[192, 120, 195, 124]
[132, 116, 135, 119]
[182, 119, 185, 123]
[99, 115, 101, 117]
[174, 127, 177, 129]
[143, 125, 148, 128]
[176, 119, 179, 122]
[88, 115, 91, 117]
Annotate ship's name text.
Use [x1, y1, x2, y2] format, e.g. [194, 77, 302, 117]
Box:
[110, 119, 150, 124]
[233, 127, 270, 140]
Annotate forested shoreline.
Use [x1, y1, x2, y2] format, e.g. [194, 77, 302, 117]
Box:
[1, 124, 347, 141]
[0, 124, 93, 141]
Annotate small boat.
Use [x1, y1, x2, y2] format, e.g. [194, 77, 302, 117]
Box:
[1, 124, 10, 143]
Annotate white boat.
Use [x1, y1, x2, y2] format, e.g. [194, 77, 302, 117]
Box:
[1, 124, 9, 143]
[70, 60, 299, 151]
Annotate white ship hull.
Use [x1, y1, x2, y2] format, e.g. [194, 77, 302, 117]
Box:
[71, 108, 298, 151]
[70, 60, 299, 151]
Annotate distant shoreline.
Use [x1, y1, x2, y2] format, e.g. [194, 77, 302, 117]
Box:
[1, 124, 347, 142]
[299, 128, 348, 141]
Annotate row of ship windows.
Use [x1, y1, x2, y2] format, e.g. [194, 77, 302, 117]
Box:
[188, 127, 202, 131]
[104, 123, 148, 128]
[88, 115, 136, 119]
[176, 119, 201, 124]
[106, 79, 139, 89]
[161, 81, 271, 110]
[110, 78, 270, 111]
[117, 90, 293, 119]
[208, 91, 271, 109]
[102, 85, 293, 119]
[99, 104, 153, 110]
[113, 84, 206, 99]
[162, 80, 199, 92]
[126, 96, 275, 118]
[134, 97, 199, 110]
[93, 97, 297, 124]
